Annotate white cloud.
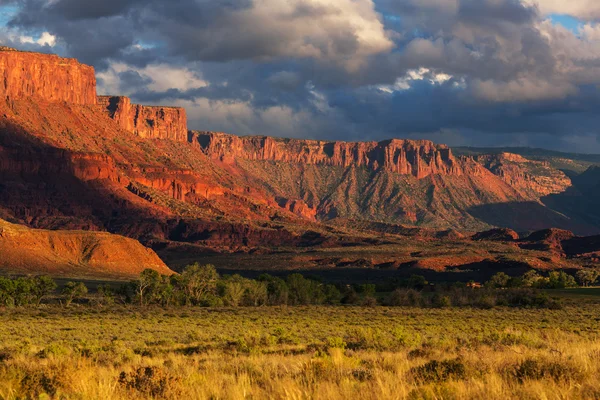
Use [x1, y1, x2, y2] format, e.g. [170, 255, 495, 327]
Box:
[524, 0, 600, 20]
[169, 0, 394, 72]
[378, 68, 453, 92]
[18, 31, 56, 47]
[97, 62, 208, 95]
[472, 78, 578, 102]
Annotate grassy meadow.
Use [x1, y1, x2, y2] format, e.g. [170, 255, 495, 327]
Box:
[1, 300, 600, 399]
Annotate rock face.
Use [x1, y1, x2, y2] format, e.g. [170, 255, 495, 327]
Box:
[0, 48, 96, 105]
[192, 131, 485, 179]
[98, 96, 187, 141]
[474, 153, 571, 198]
[0, 218, 173, 279]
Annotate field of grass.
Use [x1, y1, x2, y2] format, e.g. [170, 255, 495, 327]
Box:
[1, 302, 600, 399]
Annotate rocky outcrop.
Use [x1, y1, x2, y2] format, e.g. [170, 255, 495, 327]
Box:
[474, 153, 571, 198]
[0, 48, 96, 105]
[276, 197, 317, 221]
[472, 228, 520, 242]
[191, 131, 486, 179]
[0, 218, 173, 279]
[98, 96, 187, 141]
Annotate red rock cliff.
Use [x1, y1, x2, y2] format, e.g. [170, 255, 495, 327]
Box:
[191, 131, 484, 179]
[474, 153, 571, 197]
[0, 48, 96, 105]
[98, 96, 187, 142]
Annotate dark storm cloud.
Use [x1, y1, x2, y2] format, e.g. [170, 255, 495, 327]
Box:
[2, 0, 600, 152]
[48, 0, 145, 20]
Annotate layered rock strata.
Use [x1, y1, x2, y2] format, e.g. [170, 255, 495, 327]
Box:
[98, 96, 187, 141]
[191, 131, 486, 179]
[0, 48, 96, 104]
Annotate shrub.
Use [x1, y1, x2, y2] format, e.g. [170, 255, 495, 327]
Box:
[326, 336, 347, 350]
[118, 366, 180, 397]
[412, 358, 467, 382]
[362, 296, 378, 307]
[431, 294, 451, 308]
[341, 288, 360, 305]
[20, 370, 62, 398]
[62, 281, 88, 307]
[387, 289, 422, 307]
[97, 284, 115, 305]
[509, 358, 582, 383]
[407, 275, 429, 290]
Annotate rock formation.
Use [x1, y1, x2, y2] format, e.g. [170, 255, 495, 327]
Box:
[0, 48, 96, 105]
[474, 153, 571, 197]
[98, 96, 187, 141]
[0, 218, 173, 278]
[191, 131, 486, 179]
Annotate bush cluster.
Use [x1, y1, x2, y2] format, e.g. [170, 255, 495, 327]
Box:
[0, 276, 56, 307]
[120, 264, 344, 307]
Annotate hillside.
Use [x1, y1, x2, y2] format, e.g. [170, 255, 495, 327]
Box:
[0, 218, 172, 279]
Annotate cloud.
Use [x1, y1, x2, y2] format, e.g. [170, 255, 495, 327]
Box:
[2, 0, 600, 152]
[524, 0, 600, 20]
[18, 31, 56, 46]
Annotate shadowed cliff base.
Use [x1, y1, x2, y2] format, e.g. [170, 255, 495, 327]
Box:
[467, 201, 600, 236]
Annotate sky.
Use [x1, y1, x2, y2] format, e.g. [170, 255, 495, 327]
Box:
[1, 0, 600, 153]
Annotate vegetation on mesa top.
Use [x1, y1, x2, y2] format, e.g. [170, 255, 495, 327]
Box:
[1, 265, 598, 309]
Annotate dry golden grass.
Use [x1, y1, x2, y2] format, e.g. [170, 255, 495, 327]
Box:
[0, 305, 599, 399]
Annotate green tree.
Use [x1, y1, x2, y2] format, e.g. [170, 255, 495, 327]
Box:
[323, 284, 342, 305]
[179, 263, 219, 305]
[97, 284, 115, 305]
[258, 274, 289, 305]
[243, 280, 268, 306]
[576, 269, 600, 287]
[156, 275, 176, 306]
[547, 271, 577, 289]
[0, 277, 16, 307]
[522, 270, 545, 288]
[62, 282, 88, 307]
[486, 272, 510, 289]
[31, 276, 57, 306]
[407, 275, 428, 290]
[221, 275, 246, 307]
[136, 269, 161, 306]
[286, 274, 324, 305]
[358, 284, 377, 297]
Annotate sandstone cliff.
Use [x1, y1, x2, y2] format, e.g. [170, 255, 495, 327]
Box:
[0, 48, 96, 105]
[98, 96, 188, 141]
[191, 131, 487, 179]
[474, 153, 572, 198]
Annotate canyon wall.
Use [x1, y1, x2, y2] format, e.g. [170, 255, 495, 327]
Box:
[98, 96, 188, 142]
[474, 153, 571, 197]
[0, 48, 96, 105]
[191, 131, 485, 179]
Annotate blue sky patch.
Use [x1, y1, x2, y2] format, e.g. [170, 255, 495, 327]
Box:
[550, 14, 583, 34]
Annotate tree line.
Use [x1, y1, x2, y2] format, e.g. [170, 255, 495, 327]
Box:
[0, 264, 597, 308]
